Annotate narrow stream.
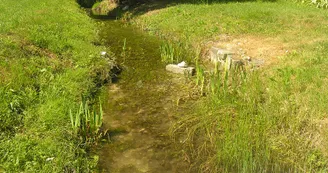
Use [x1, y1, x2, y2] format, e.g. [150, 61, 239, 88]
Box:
[97, 20, 190, 173]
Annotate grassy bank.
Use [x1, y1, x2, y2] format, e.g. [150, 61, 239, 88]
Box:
[0, 0, 113, 172]
[129, 1, 328, 172]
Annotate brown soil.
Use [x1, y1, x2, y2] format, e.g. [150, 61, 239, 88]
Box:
[206, 35, 290, 67]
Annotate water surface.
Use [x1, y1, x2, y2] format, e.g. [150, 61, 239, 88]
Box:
[98, 20, 190, 173]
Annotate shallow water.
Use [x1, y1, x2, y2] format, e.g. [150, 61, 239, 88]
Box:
[97, 20, 190, 173]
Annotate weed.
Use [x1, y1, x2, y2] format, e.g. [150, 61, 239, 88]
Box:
[121, 38, 127, 63]
[160, 41, 176, 63]
[147, 1, 328, 170]
[70, 97, 106, 145]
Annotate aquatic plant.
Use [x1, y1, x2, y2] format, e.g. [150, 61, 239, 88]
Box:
[121, 38, 127, 63]
[160, 42, 176, 63]
[70, 97, 105, 144]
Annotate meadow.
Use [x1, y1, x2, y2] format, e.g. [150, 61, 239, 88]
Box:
[2, 0, 328, 172]
[130, 0, 328, 172]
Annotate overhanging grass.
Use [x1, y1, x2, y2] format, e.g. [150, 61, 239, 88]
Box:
[0, 0, 112, 172]
[131, 0, 328, 172]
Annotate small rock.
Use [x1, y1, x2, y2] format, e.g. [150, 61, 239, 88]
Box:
[101, 51, 107, 56]
[166, 64, 195, 75]
[209, 47, 234, 63]
[139, 128, 147, 133]
[242, 56, 251, 61]
[177, 61, 187, 68]
[122, 5, 129, 11]
[46, 157, 54, 162]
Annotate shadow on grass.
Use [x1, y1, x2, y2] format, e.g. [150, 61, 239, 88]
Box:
[90, 0, 276, 20]
[116, 0, 276, 19]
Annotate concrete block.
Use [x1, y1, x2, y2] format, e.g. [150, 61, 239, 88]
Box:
[209, 47, 234, 63]
[166, 64, 195, 75]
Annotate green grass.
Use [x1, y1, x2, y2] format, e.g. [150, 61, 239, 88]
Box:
[131, 0, 328, 172]
[133, 1, 328, 46]
[0, 0, 112, 172]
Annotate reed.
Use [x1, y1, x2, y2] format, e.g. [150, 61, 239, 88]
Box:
[160, 42, 176, 63]
[70, 97, 105, 144]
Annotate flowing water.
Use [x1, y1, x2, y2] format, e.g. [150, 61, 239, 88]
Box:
[97, 20, 191, 173]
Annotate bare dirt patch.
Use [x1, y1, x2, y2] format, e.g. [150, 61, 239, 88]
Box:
[206, 35, 290, 67]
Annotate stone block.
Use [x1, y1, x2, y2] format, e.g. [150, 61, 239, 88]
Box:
[166, 64, 195, 75]
[209, 47, 234, 63]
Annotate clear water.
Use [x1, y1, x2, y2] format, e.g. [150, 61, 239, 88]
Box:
[97, 20, 190, 173]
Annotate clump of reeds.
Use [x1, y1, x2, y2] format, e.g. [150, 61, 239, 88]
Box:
[70, 96, 106, 144]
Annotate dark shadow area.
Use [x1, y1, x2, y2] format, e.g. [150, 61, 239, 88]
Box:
[110, 65, 122, 83]
[107, 128, 128, 140]
[129, 0, 276, 17]
[89, 0, 276, 21]
[77, 0, 98, 8]
[125, 0, 177, 17]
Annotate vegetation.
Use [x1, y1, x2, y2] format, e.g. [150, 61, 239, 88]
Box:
[70, 97, 105, 145]
[300, 0, 328, 8]
[0, 0, 113, 172]
[3, 0, 328, 171]
[78, 0, 98, 8]
[130, 0, 328, 172]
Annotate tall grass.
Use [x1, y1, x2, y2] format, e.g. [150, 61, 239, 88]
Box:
[134, 2, 328, 171]
[297, 0, 328, 8]
[121, 38, 127, 63]
[172, 48, 328, 172]
[160, 41, 180, 63]
[159, 40, 196, 65]
[70, 97, 106, 144]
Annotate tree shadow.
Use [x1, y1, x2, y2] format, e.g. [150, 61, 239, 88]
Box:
[89, 0, 276, 20]
[118, 0, 276, 19]
[126, 0, 178, 17]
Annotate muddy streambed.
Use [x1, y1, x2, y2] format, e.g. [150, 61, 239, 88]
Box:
[96, 20, 191, 172]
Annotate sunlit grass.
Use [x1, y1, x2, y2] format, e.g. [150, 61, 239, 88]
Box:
[0, 0, 113, 172]
[133, 0, 328, 172]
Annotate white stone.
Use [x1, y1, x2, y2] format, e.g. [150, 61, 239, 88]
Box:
[46, 157, 54, 162]
[101, 51, 107, 56]
[209, 47, 234, 64]
[166, 64, 195, 75]
[177, 61, 187, 68]
[122, 5, 129, 11]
